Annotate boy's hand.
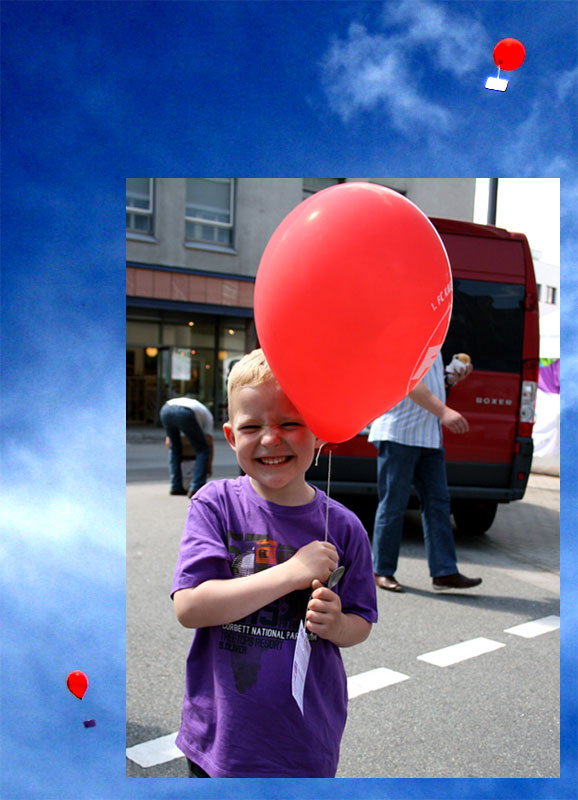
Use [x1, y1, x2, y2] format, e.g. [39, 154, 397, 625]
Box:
[287, 541, 338, 590]
[306, 579, 343, 640]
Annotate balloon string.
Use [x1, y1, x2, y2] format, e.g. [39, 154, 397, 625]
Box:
[314, 444, 332, 542]
[324, 451, 332, 542]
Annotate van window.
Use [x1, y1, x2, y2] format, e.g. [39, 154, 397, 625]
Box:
[442, 280, 525, 373]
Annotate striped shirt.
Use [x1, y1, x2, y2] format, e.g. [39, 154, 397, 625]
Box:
[368, 354, 445, 449]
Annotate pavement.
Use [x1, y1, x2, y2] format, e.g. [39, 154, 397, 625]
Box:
[126, 426, 560, 779]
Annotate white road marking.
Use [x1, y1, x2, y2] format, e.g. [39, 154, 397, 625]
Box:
[347, 667, 410, 699]
[126, 732, 181, 768]
[126, 667, 412, 767]
[504, 615, 560, 638]
[128, 616, 558, 767]
[417, 637, 506, 667]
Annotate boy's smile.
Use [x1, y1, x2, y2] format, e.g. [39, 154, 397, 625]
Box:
[223, 381, 320, 505]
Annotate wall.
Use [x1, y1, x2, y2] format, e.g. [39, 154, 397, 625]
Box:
[126, 178, 477, 280]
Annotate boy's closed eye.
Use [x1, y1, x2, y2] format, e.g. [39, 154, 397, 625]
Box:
[238, 421, 303, 431]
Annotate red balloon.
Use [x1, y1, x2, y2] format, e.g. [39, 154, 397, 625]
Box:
[67, 670, 88, 699]
[493, 38, 526, 71]
[254, 183, 453, 443]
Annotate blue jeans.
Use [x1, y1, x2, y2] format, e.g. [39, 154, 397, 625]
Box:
[372, 441, 458, 578]
[160, 404, 210, 494]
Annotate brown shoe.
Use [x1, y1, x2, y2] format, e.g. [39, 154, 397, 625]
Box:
[432, 573, 482, 591]
[375, 574, 403, 592]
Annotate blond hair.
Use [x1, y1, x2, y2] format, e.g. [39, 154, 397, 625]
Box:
[227, 349, 277, 416]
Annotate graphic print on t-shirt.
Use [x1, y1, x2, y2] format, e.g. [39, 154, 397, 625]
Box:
[222, 529, 318, 693]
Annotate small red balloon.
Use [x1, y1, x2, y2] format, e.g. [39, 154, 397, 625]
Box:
[493, 38, 526, 71]
[67, 670, 88, 699]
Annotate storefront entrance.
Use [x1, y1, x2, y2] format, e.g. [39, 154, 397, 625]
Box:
[127, 309, 256, 426]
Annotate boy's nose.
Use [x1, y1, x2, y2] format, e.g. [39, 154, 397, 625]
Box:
[261, 427, 282, 445]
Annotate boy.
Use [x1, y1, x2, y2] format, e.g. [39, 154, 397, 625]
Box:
[171, 349, 378, 778]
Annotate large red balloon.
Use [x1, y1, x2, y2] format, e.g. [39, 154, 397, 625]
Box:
[67, 670, 88, 699]
[254, 182, 453, 443]
[493, 38, 526, 71]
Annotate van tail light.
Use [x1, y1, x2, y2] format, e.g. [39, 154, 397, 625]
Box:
[518, 359, 539, 437]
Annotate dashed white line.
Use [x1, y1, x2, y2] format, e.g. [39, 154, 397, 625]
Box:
[127, 616, 558, 767]
[504, 615, 560, 638]
[417, 637, 506, 667]
[347, 667, 410, 698]
[126, 732, 181, 768]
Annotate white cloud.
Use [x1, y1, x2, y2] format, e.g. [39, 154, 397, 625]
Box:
[320, 0, 490, 131]
[494, 98, 572, 179]
[321, 21, 451, 132]
[2, 369, 125, 552]
[382, 0, 490, 76]
[557, 66, 578, 104]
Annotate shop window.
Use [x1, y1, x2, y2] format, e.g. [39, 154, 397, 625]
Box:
[185, 179, 234, 247]
[126, 346, 158, 424]
[217, 319, 250, 423]
[127, 320, 160, 346]
[126, 350, 135, 376]
[126, 179, 154, 235]
[162, 318, 215, 348]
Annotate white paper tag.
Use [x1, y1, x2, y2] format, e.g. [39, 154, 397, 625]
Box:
[292, 620, 311, 715]
[485, 76, 508, 92]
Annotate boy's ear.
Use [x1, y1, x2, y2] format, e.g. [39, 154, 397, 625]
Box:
[223, 421, 236, 450]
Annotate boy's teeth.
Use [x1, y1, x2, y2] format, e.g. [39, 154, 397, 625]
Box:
[261, 456, 287, 464]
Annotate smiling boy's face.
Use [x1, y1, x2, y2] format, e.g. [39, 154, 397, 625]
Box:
[223, 380, 320, 506]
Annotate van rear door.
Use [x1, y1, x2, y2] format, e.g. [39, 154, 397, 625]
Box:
[435, 220, 539, 501]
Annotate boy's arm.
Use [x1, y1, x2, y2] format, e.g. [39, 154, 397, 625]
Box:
[306, 580, 372, 648]
[173, 540, 338, 629]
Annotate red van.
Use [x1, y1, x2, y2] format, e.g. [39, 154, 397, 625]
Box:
[306, 218, 540, 535]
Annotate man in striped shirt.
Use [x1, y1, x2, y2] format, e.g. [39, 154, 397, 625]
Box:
[368, 354, 482, 593]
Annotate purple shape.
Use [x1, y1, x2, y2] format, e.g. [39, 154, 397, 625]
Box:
[83, 719, 96, 728]
[538, 360, 560, 394]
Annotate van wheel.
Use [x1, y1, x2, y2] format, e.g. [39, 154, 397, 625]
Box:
[452, 502, 498, 535]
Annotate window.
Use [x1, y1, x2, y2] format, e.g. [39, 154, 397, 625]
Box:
[442, 279, 526, 373]
[185, 179, 234, 247]
[545, 286, 557, 304]
[126, 179, 154, 234]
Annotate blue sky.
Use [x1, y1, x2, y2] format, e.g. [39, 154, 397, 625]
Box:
[1, 1, 576, 798]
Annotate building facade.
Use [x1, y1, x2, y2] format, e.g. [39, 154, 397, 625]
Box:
[126, 178, 476, 426]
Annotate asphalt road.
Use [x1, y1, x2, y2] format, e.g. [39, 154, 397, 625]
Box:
[126, 430, 559, 778]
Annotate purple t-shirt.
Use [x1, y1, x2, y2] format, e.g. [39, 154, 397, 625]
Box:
[171, 476, 378, 778]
